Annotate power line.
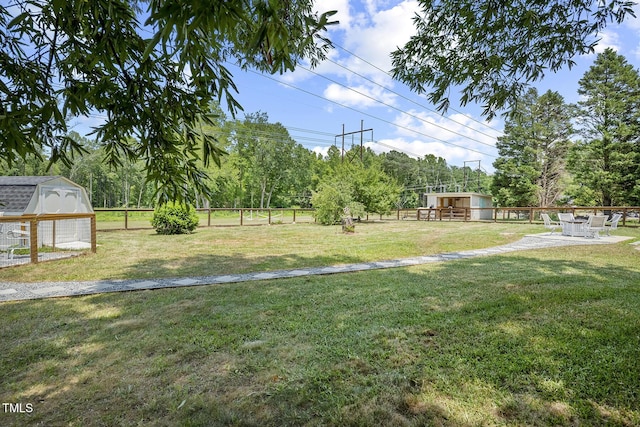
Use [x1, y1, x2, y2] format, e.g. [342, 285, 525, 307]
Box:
[331, 42, 504, 135]
[325, 57, 501, 141]
[299, 63, 497, 149]
[235, 65, 497, 159]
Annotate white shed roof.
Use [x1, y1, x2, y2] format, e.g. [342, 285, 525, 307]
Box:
[0, 176, 93, 215]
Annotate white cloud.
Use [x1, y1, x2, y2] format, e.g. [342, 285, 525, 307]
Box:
[342, 1, 420, 73]
[312, 145, 331, 158]
[368, 138, 466, 159]
[281, 1, 422, 111]
[319, 0, 354, 31]
[365, 109, 501, 171]
[392, 109, 501, 146]
[323, 82, 398, 108]
[366, 136, 497, 173]
[594, 31, 622, 53]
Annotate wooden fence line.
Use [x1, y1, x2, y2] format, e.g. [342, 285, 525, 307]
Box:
[93, 206, 640, 230]
[0, 213, 97, 264]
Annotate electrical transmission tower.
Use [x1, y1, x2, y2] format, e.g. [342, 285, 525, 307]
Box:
[335, 120, 373, 163]
[463, 160, 482, 192]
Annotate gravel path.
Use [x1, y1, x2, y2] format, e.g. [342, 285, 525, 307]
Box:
[0, 234, 632, 302]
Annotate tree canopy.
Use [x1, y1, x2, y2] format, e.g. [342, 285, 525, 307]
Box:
[569, 48, 640, 206]
[491, 89, 573, 207]
[0, 0, 336, 202]
[391, 0, 636, 118]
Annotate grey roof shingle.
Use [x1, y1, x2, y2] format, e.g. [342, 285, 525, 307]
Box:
[0, 176, 60, 213]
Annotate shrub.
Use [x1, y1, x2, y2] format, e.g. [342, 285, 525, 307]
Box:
[311, 180, 367, 226]
[311, 182, 352, 225]
[151, 203, 199, 234]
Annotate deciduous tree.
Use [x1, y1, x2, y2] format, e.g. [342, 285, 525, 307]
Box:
[311, 150, 401, 224]
[0, 0, 336, 202]
[391, 0, 636, 118]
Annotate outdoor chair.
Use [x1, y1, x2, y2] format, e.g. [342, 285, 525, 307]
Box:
[606, 213, 622, 236]
[584, 215, 607, 239]
[540, 213, 560, 234]
[558, 212, 575, 222]
[557, 212, 575, 236]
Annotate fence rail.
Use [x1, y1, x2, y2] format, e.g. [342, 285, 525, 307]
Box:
[95, 208, 317, 230]
[94, 206, 640, 230]
[2, 207, 637, 268]
[0, 213, 96, 267]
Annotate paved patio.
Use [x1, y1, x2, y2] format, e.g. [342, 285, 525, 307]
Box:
[0, 233, 634, 302]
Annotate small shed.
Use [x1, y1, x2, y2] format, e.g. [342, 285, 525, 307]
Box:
[424, 192, 493, 220]
[0, 176, 93, 216]
[0, 176, 93, 250]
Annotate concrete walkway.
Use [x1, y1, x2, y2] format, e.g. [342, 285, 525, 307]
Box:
[0, 233, 633, 303]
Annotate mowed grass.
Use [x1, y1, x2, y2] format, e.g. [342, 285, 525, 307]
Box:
[1, 221, 528, 282]
[1, 222, 640, 426]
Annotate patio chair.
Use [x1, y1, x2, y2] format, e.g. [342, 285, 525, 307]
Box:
[557, 212, 575, 236]
[540, 213, 560, 234]
[606, 213, 622, 236]
[558, 212, 574, 222]
[584, 215, 607, 239]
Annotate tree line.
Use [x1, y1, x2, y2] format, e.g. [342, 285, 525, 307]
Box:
[492, 48, 640, 207]
[2, 1, 635, 204]
[5, 49, 637, 213]
[1, 109, 489, 213]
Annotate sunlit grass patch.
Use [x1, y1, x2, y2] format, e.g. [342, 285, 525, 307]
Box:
[0, 221, 538, 282]
[1, 223, 639, 425]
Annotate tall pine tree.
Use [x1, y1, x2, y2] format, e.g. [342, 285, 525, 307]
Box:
[570, 48, 640, 206]
[492, 89, 573, 207]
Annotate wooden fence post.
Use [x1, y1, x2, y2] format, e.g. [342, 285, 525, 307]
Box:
[29, 217, 38, 264]
[90, 214, 97, 254]
[52, 220, 57, 251]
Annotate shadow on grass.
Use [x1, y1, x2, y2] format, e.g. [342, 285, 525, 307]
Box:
[118, 251, 375, 280]
[1, 252, 639, 426]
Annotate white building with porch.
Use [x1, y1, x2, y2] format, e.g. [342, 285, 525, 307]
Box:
[423, 192, 494, 220]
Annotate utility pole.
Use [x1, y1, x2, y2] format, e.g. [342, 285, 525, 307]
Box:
[335, 120, 373, 163]
[463, 160, 481, 192]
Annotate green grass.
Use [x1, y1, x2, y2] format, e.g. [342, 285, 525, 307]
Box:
[94, 209, 318, 229]
[1, 222, 639, 426]
[0, 221, 528, 282]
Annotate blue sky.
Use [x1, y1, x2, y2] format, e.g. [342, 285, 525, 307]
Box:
[71, 0, 640, 174]
[224, 0, 640, 174]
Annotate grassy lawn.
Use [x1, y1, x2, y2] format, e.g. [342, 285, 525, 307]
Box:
[1, 222, 639, 426]
[94, 209, 318, 230]
[1, 221, 531, 283]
